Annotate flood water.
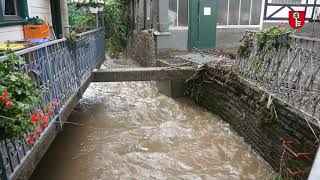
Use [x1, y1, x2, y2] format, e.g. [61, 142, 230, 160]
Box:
[31, 58, 274, 180]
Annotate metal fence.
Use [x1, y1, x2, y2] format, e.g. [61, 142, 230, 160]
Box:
[0, 28, 105, 179]
[236, 31, 320, 123]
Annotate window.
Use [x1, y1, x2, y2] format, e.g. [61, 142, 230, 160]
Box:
[0, 0, 28, 26]
[168, 0, 188, 27]
[217, 0, 262, 26]
[1, 0, 19, 16]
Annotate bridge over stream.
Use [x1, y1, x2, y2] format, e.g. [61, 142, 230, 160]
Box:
[1, 29, 320, 179]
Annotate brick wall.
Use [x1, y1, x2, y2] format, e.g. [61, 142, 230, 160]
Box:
[186, 64, 320, 178]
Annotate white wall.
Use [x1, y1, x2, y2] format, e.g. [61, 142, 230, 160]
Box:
[0, 26, 24, 43]
[266, 0, 320, 20]
[0, 0, 70, 43]
[28, 0, 53, 25]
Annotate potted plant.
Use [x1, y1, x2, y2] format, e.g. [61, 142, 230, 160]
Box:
[98, 5, 104, 12]
[75, 1, 103, 13]
[89, 6, 99, 13]
[88, 1, 101, 14]
[24, 17, 49, 40]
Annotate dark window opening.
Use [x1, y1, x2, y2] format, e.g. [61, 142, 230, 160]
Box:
[2, 0, 18, 16]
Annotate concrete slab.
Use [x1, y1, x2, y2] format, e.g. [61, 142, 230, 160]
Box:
[179, 53, 223, 64]
[92, 66, 196, 82]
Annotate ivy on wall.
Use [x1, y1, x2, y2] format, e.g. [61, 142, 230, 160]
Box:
[68, 3, 96, 28]
[104, 0, 129, 58]
[68, 0, 129, 58]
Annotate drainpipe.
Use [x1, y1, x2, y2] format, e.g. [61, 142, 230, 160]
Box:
[308, 147, 320, 180]
[259, 0, 266, 30]
[96, 13, 99, 28]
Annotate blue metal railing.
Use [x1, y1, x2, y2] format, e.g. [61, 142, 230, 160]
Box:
[0, 28, 105, 179]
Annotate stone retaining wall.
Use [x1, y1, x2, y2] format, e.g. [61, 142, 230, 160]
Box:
[186, 64, 320, 178]
[131, 30, 156, 67]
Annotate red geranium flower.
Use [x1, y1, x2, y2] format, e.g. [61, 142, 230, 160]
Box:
[27, 137, 35, 145]
[35, 128, 43, 136]
[27, 133, 36, 145]
[5, 101, 13, 109]
[46, 110, 54, 116]
[38, 110, 44, 118]
[31, 114, 40, 123]
[1, 97, 7, 103]
[3, 90, 8, 97]
[42, 116, 48, 125]
[52, 99, 57, 108]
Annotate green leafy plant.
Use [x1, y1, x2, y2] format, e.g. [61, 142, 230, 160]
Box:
[25, 16, 45, 25]
[238, 32, 255, 58]
[69, 0, 128, 58]
[66, 31, 78, 43]
[70, 25, 86, 34]
[105, 0, 129, 58]
[68, 2, 96, 28]
[0, 53, 41, 140]
[256, 25, 292, 50]
[74, 12, 96, 28]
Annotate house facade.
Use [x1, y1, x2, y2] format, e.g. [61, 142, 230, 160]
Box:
[264, 0, 320, 37]
[0, 0, 69, 43]
[129, 0, 320, 52]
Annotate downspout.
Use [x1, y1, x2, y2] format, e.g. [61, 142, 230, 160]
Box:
[144, 0, 147, 29]
[260, 0, 266, 30]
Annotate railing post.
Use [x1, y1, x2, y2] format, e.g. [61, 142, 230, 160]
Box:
[0, 150, 8, 180]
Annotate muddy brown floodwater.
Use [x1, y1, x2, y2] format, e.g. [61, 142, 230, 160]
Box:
[31, 57, 274, 180]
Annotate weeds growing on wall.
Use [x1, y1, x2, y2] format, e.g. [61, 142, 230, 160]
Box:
[238, 25, 293, 66]
[104, 0, 129, 58]
[238, 31, 255, 58]
[256, 25, 292, 50]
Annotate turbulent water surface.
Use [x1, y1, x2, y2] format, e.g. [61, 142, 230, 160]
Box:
[31, 57, 274, 180]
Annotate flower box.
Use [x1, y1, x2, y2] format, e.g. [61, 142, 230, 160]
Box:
[98, 6, 104, 11]
[23, 23, 50, 39]
[89, 7, 99, 13]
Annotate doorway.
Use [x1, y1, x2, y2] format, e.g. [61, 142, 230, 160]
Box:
[188, 0, 217, 50]
[50, 0, 63, 38]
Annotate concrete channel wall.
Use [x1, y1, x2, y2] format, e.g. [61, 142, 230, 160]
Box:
[130, 30, 157, 67]
[185, 65, 320, 178]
